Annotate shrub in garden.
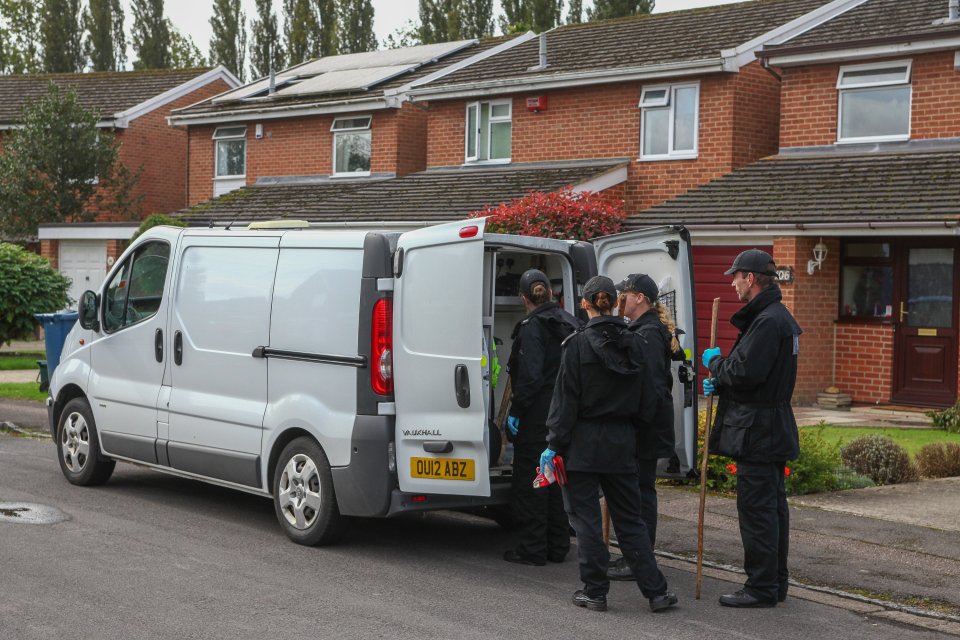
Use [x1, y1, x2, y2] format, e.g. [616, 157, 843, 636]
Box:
[786, 423, 843, 496]
[915, 442, 960, 479]
[840, 436, 917, 485]
[0, 243, 70, 345]
[926, 401, 960, 434]
[470, 186, 626, 241]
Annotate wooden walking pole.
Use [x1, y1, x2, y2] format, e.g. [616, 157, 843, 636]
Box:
[496, 376, 512, 462]
[695, 297, 721, 599]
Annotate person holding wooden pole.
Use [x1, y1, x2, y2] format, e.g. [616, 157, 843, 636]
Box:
[502, 269, 579, 567]
[701, 249, 802, 608]
[543, 276, 677, 613]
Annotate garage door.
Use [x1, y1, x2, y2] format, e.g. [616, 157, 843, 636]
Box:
[60, 241, 107, 308]
[692, 245, 772, 377]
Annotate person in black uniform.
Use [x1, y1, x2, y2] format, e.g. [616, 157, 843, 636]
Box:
[503, 269, 580, 566]
[607, 273, 682, 581]
[542, 275, 677, 613]
[702, 249, 801, 608]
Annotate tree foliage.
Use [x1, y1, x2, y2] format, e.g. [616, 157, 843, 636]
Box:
[337, 0, 375, 54]
[283, 0, 335, 65]
[169, 21, 206, 68]
[0, 83, 141, 240]
[566, 0, 583, 24]
[587, 0, 654, 21]
[41, 0, 84, 73]
[83, 0, 126, 72]
[382, 19, 420, 49]
[249, 0, 284, 78]
[131, 0, 170, 69]
[469, 187, 625, 240]
[210, 0, 246, 80]
[418, 0, 459, 44]
[0, 0, 42, 73]
[460, 0, 493, 39]
[500, 0, 562, 34]
[316, 0, 337, 57]
[0, 243, 71, 344]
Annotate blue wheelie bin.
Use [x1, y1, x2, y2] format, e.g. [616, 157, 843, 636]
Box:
[34, 311, 80, 387]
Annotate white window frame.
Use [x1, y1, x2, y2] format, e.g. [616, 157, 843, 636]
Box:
[213, 125, 247, 179]
[639, 82, 699, 161]
[331, 115, 373, 177]
[836, 60, 912, 144]
[464, 99, 512, 165]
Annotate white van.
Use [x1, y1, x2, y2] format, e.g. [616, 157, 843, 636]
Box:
[48, 218, 697, 545]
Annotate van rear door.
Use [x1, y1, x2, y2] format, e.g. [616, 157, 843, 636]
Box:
[592, 226, 698, 475]
[393, 219, 490, 497]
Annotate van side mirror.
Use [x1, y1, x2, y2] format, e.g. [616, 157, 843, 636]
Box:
[79, 290, 100, 332]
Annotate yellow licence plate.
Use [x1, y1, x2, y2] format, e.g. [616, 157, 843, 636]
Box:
[410, 457, 475, 481]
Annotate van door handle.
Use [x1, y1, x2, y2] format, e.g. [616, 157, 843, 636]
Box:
[154, 328, 163, 362]
[174, 331, 183, 366]
[454, 364, 470, 408]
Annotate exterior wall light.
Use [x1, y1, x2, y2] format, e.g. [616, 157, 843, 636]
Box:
[807, 238, 828, 275]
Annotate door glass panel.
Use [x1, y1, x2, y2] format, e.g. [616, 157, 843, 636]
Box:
[907, 248, 954, 328]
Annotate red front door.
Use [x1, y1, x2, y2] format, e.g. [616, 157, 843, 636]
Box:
[892, 245, 958, 407]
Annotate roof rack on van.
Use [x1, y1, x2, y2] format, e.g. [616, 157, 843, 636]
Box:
[247, 220, 310, 230]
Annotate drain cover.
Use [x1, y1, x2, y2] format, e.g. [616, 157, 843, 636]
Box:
[0, 502, 69, 525]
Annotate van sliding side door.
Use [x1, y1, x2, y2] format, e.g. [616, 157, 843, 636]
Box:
[393, 219, 490, 497]
[592, 226, 698, 475]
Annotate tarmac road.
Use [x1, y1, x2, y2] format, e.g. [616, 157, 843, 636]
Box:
[1, 434, 956, 640]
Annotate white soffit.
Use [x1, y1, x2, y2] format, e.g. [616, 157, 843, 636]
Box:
[275, 65, 413, 96]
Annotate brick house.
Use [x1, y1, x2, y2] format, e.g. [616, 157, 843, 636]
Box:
[640, 0, 960, 407]
[0, 67, 239, 303]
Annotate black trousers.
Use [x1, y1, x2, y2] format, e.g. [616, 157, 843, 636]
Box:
[636, 458, 658, 546]
[736, 460, 789, 601]
[510, 441, 570, 562]
[563, 470, 668, 599]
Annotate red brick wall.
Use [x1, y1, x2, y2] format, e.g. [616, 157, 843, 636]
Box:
[426, 61, 782, 214]
[40, 240, 58, 270]
[834, 324, 894, 404]
[779, 51, 960, 147]
[773, 236, 841, 404]
[187, 107, 427, 205]
[116, 78, 234, 218]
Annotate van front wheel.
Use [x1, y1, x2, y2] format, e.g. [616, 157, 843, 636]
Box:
[56, 398, 115, 486]
[273, 437, 346, 546]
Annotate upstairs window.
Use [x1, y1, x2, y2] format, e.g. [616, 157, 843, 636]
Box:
[213, 126, 246, 178]
[640, 83, 699, 160]
[465, 100, 511, 163]
[837, 61, 911, 143]
[332, 116, 372, 175]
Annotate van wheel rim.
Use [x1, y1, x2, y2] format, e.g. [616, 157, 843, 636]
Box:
[61, 412, 90, 473]
[278, 454, 321, 530]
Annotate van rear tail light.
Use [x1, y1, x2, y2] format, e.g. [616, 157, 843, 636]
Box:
[371, 297, 393, 395]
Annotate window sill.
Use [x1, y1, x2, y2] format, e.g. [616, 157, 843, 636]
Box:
[638, 153, 698, 162]
[835, 316, 895, 325]
[464, 159, 511, 166]
[331, 171, 371, 178]
[214, 175, 247, 181]
[836, 135, 909, 145]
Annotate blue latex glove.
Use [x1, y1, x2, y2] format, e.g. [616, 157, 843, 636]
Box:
[539, 448, 557, 472]
[702, 346, 721, 369]
[506, 416, 520, 437]
[703, 377, 717, 397]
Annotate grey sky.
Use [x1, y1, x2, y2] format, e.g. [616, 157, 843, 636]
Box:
[151, 0, 740, 65]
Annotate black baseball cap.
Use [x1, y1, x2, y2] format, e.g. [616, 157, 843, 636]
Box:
[582, 275, 617, 305]
[616, 273, 659, 302]
[724, 249, 777, 276]
[519, 269, 550, 296]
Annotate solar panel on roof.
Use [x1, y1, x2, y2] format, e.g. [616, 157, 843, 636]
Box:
[273, 65, 414, 96]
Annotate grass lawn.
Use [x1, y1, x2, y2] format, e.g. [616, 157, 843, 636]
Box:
[0, 383, 47, 402]
[802, 425, 960, 457]
[0, 353, 45, 370]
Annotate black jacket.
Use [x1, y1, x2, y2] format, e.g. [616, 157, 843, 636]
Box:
[708, 285, 802, 462]
[546, 316, 652, 473]
[628, 309, 676, 460]
[507, 302, 580, 443]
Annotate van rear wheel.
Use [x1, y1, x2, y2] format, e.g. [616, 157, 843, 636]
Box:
[56, 398, 115, 486]
[273, 437, 346, 546]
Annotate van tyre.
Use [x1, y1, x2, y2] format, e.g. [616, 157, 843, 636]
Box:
[273, 437, 346, 546]
[57, 398, 115, 486]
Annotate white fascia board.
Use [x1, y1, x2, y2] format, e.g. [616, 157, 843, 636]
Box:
[572, 165, 628, 194]
[0, 120, 122, 130]
[386, 32, 537, 97]
[406, 59, 726, 101]
[767, 36, 960, 67]
[721, 0, 870, 70]
[685, 220, 960, 240]
[38, 223, 140, 241]
[167, 99, 390, 126]
[112, 67, 242, 127]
